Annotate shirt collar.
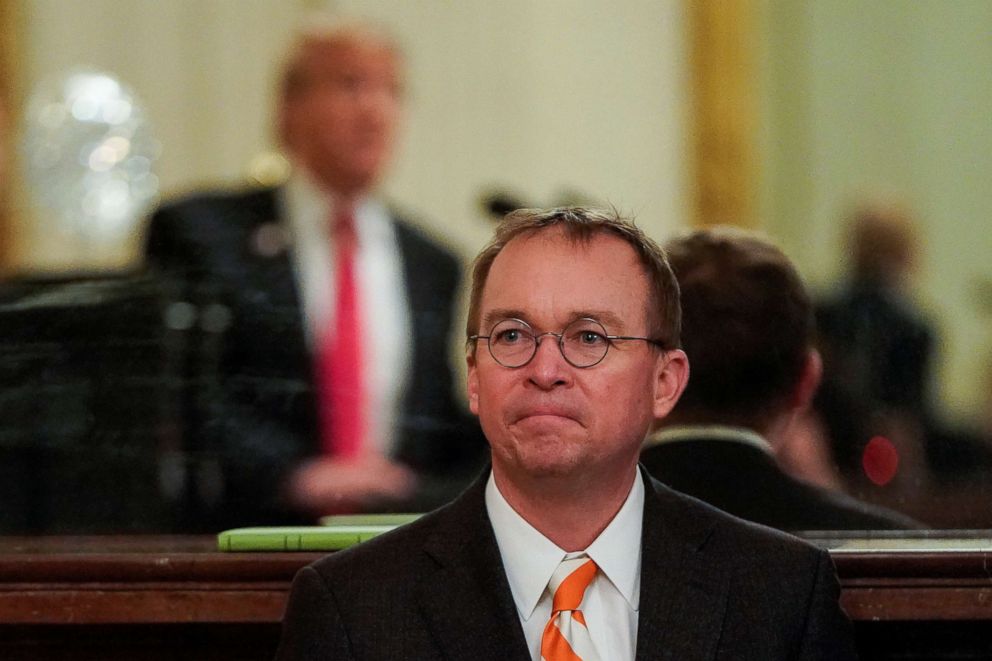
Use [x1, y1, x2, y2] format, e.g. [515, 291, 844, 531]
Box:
[586, 472, 643, 611]
[282, 169, 391, 243]
[645, 424, 774, 455]
[485, 470, 644, 621]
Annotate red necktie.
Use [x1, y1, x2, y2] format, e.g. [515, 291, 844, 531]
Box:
[316, 207, 366, 459]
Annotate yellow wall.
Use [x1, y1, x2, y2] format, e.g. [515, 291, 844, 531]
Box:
[759, 0, 992, 420]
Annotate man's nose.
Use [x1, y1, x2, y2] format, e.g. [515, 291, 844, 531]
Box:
[358, 83, 398, 118]
[527, 334, 570, 390]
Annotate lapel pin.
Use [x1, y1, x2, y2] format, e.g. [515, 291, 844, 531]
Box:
[252, 222, 287, 258]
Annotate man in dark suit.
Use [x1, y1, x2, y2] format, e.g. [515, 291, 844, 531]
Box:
[277, 209, 857, 659]
[643, 227, 919, 532]
[814, 204, 946, 481]
[147, 18, 482, 527]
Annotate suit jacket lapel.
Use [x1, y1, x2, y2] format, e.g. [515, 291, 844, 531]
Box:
[230, 187, 311, 379]
[243, 187, 300, 312]
[637, 472, 729, 661]
[417, 474, 531, 661]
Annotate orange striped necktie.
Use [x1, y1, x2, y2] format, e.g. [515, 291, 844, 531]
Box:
[541, 555, 602, 661]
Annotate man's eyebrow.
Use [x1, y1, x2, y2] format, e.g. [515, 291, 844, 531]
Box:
[481, 309, 529, 331]
[480, 309, 629, 332]
[573, 310, 626, 331]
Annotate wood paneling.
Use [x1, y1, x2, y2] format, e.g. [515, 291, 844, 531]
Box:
[0, 537, 990, 657]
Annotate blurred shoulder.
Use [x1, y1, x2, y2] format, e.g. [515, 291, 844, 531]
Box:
[153, 184, 279, 225]
[388, 206, 459, 267]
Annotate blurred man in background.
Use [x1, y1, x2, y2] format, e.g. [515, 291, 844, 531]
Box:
[644, 226, 919, 531]
[147, 16, 482, 527]
[815, 204, 936, 484]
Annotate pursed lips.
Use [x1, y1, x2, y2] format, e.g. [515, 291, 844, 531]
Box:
[511, 404, 584, 426]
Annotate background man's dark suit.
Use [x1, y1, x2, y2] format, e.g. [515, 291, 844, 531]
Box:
[147, 186, 482, 527]
[815, 282, 936, 477]
[276, 470, 857, 660]
[642, 435, 920, 531]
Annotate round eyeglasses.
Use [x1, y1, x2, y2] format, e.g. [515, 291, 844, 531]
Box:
[469, 318, 665, 369]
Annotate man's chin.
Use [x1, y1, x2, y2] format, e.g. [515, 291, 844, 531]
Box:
[512, 415, 582, 437]
[508, 443, 587, 480]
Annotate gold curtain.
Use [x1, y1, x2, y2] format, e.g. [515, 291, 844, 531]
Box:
[688, 0, 758, 228]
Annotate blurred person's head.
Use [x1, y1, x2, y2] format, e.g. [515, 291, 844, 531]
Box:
[660, 226, 821, 437]
[277, 16, 402, 199]
[848, 202, 920, 289]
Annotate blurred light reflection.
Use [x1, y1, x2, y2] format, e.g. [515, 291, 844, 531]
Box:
[21, 69, 160, 248]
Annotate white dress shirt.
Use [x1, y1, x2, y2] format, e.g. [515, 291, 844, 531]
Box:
[485, 471, 644, 661]
[281, 171, 412, 456]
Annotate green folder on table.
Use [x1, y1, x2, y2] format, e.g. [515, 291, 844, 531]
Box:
[217, 514, 422, 552]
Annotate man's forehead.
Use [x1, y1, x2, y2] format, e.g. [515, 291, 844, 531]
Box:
[480, 307, 627, 331]
[293, 32, 399, 76]
[301, 29, 397, 59]
[479, 227, 650, 327]
[492, 226, 641, 273]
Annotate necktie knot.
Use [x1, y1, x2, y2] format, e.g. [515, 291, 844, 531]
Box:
[542, 555, 601, 661]
[549, 556, 598, 614]
[333, 207, 357, 244]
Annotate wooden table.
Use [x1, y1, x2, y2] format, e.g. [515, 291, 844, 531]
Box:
[0, 536, 989, 659]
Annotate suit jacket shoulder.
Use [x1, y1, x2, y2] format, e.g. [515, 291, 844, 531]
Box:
[391, 210, 460, 270]
[638, 475, 857, 660]
[390, 210, 462, 321]
[146, 186, 279, 263]
[277, 473, 528, 660]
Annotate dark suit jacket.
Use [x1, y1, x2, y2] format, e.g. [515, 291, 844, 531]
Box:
[816, 281, 934, 416]
[815, 281, 935, 476]
[146, 187, 484, 527]
[641, 436, 920, 532]
[276, 469, 857, 660]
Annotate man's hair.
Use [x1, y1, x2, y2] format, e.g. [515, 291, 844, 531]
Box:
[664, 226, 812, 428]
[279, 15, 401, 100]
[466, 207, 681, 349]
[847, 201, 919, 284]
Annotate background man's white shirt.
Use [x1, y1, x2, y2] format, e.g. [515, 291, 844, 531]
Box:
[283, 171, 412, 456]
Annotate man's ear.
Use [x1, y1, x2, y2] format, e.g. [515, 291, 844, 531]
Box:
[790, 349, 823, 411]
[466, 349, 480, 415]
[653, 349, 690, 420]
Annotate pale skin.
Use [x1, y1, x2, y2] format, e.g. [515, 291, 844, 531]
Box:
[468, 228, 689, 551]
[760, 349, 822, 455]
[280, 27, 416, 513]
[287, 455, 417, 514]
[768, 350, 846, 490]
[278, 28, 402, 206]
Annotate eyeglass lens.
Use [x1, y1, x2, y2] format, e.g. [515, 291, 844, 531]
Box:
[488, 318, 611, 368]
